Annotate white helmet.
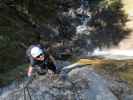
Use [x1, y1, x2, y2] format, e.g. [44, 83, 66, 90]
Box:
[30, 46, 43, 57]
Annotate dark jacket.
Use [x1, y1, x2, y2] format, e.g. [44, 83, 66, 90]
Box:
[26, 44, 57, 74]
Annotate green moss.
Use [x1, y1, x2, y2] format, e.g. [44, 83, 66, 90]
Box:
[120, 69, 133, 87]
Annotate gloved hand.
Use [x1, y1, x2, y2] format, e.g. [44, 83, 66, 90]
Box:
[54, 63, 62, 74]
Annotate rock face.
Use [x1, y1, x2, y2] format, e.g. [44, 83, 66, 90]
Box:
[0, 66, 119, 100]
[68, 67, 118, 100]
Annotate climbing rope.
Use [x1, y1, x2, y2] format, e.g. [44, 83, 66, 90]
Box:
[23, 86, 32, 100]
[23, 77, 33, 100]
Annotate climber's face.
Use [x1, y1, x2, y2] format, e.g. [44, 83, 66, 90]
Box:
[34, 53, 45, 61]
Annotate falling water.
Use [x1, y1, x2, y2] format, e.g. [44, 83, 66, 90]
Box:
[90, 48, 133, 60]
[76, 0, 91, 34]
[79, 0, 90, 25]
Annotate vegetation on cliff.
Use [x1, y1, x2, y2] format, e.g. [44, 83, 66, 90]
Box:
[0, 0, 131, 86]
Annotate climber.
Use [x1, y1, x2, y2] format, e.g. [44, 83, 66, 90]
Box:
[26, 44, 58, 78]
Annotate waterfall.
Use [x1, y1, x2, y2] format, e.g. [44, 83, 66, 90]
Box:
[80, 0, 90, 25]
[76, 0, 91, 34]
[90, 48, 133, 60]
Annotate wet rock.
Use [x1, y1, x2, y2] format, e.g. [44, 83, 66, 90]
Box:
[0, 66, 118, 100]
[107, 80, 130, 100]
[68, 67, 118, 100]
[124, 95, 133, 100]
